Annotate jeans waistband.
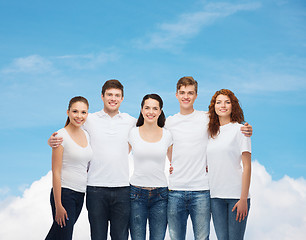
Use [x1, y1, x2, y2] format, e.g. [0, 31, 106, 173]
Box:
[130, 185, 168, 195]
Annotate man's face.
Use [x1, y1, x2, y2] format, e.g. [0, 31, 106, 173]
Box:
[101, 88, 124, 113]
[176, 85, 197, 111]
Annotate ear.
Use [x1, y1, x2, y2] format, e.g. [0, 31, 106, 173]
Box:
[67, 109, 69, 116]
[101, 94, 104, 102]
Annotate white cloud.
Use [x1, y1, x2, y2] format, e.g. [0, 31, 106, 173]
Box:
[54, 52, 119, 70]
[0, 161, 305, 240]
[1, 55, 54, 74]
[135, 2, 261, 50]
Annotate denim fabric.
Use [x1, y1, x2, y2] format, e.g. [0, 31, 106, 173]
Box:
[167, 190, 210, 240]
[45, 188, 85, 240]
[130, 185, 168, 240]
[211, 198, 250, 240]
[86, 186, 130, 240]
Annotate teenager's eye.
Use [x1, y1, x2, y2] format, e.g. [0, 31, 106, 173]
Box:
[82, 111, 87, 114]
[72, 110, 78, 113]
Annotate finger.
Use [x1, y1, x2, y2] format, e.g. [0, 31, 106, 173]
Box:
[236, 211, 239, 221]
[244, 122, 249, 126]
[62, 217, 66, 227]
[51, 132, 58, 137]
[232, 204, 237, 212]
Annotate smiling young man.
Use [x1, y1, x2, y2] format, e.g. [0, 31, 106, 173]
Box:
[165, 76, 252, 240]
[49, 79, 136, 240]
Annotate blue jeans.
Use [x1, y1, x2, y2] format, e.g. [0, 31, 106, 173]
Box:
[167, 190, 210, 240]
[45, 188, 85, 240]
[130, 185, 168, 240]
[211, 198, 250, 240]
[86, 186, 130, 240]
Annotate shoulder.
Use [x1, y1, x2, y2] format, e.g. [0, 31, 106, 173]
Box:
[85, 112, 98, 123]
[56, 128, 66, 138]
[194, 110, 209, 120]
[165, 113, 180, 126]
[121, 113, 137, 124]
[163, 128, 173, 141]
[128, 127, 138, 142]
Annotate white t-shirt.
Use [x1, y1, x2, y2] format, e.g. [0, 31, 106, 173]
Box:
[83, 110, 136, 187]
[165, 110, 209, 191]
[128, 127, 173, 187]
[57, 128, 93, 193]
[207, 122, 251, 199]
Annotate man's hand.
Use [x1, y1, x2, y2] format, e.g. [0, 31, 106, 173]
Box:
[48, 132, 63, 148]
[241, 122, 252, 137]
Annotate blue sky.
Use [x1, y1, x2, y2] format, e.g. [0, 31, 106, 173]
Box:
[0, 0, 305, 201]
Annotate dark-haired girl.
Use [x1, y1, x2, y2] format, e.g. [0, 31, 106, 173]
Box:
[128, 94, 173, 240]
[46, 96, 93, 240]
[207, 89, 251, 240]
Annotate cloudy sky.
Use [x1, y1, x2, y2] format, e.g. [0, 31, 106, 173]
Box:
[0, 0, 305, 239]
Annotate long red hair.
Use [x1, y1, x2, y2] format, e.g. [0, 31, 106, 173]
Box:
[208, 89, 244, 138]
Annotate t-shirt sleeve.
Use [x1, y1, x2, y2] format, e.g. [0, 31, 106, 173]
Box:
[56, 128, 66, 148]
[128, 127, 135, 146]
[237, 126, 251, 154]
[165, 129, 173, 147]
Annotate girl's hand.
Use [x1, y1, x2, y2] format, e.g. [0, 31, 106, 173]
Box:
[55, 205, 68, 228]
[232, 199, 248, 222]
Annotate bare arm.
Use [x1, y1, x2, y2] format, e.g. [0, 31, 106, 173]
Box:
[48, 132, 63, 148]
[232, 152, 251, 222]
[167, 145, 173, 174]
[52, 146, 68, 227]
[241, 123, 253, 137]
[128, 143, 132, 154]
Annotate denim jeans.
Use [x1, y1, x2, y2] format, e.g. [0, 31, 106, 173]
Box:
[45, 188, 85, 240]
[86, 186, 130, 240]
[167, 190, 210, 240]
[211, 198, 250, 240]
[130, 185, 168, 240]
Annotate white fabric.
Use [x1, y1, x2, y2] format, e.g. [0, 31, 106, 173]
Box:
[57, 128, 93, 193]
[165, 110, 209, 191]
[83, 110, 136, 187]
[207, 122, 251, 198]
[129, 127, 173, 187]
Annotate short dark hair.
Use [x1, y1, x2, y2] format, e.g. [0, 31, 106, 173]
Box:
[136, 94, 166, 128]
[176, 76, 198, 94]
[101, 79, 124, 97]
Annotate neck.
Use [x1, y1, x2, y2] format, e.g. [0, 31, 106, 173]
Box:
[65, 123, 82, 132]
[180, 107, 194, 115]
[219, 116, 231, 126]
[141, 122, 160, 131]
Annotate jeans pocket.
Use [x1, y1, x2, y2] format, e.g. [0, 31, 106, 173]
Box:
[158, 189, 169, 200]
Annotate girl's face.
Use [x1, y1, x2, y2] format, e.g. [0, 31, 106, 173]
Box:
[141, 98, 161, 125]
[215, 94, 232, 119]
[67, 101, 88, 127]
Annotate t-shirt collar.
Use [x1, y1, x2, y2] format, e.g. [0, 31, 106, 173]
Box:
[97, 109, 123, 119]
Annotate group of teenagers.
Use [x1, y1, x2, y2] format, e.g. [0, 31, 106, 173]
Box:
[45, 76, 253, 240]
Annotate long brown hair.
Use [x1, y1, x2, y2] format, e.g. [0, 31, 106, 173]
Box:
[208, 89, 244, 138]
[65, 96, 89, 127]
